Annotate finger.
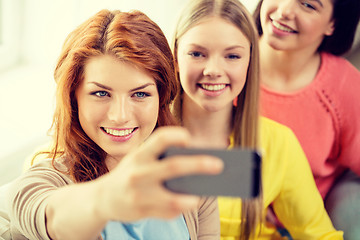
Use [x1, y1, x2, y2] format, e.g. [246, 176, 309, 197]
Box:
[157, 154, 224, 181]
[150, 194, 201, 219]
[122, 154, 223, 191]
[137, 126, 191, 161]
[135, 190, 201, 219]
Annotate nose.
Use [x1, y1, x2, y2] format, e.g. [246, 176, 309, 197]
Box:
[277, 0, 296, 20]
[203, 56, 223, 79]
[107, 96, 130, 124]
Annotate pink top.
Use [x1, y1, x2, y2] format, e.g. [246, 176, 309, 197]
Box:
[260, 52, 360, 198]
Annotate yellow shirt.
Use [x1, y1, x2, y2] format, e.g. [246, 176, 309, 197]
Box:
[219, 117, 343, 240]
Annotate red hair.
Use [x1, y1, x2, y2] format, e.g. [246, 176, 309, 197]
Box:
[50, 10, 178, 182]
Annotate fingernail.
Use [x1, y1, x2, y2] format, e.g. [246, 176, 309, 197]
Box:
[208, 157, 224, 171]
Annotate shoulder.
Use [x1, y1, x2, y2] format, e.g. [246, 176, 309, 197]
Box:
[29, 157, 71, 180]
[258, 117, 306, 165]
[321, 52, 357, 68]
[183, 196, 218, 221]
[320, 52, 360, 81]
[185, 197, 220, 240]
[7, 158, 73, 240]
[8, 158, 73, 198]
[319, 52, 360, 120]
[259, 117, 297, 143]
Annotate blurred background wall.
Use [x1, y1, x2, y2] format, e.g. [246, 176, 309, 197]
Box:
[0, 0, 259, 185]
[0, 0, 358, 185]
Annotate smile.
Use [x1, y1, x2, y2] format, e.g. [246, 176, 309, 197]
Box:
[200, 84, 227, 91]
[102, 127, 136, 137]
[272, 20, 297, 33]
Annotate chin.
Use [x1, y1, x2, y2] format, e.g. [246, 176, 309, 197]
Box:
[267, 40, 286, 51]
[271, 45, 284, 51]
[103, 146, 128, 158]
[203, 104, 224, 112]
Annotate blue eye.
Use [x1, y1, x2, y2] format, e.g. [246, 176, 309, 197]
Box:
[92, 91, 109, 97]
[134, 92, 150, 98]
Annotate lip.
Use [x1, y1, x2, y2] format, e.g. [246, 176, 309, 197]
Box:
[197, 83, 229, 97]
[101, 127, 137, 142]
[270, 19, 297, 36]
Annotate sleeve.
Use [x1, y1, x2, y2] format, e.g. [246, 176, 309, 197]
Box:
[336, 62, 360, 175]
[7, 161, 70, 240]
[0, 182, 11, 239]
[197, 197, 220, 240]
[273, 128, 344, 240]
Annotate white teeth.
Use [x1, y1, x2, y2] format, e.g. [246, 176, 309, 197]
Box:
[272, 21, 295, 33]
[103, 127, 134, 137]
[201, 84, 226, 91]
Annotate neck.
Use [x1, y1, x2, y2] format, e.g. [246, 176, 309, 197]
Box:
[105, 155, 122, 171]
[181, 96, 232, 149]
[259, 37, 321, 92]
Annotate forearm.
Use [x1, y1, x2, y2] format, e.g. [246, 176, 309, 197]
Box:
[46, 179, 108, 240]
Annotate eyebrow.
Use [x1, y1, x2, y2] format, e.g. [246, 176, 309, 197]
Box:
[189, 44, 245, 50]
[88, 82, 156, 92]
[311, 0, 324, 7]
[188, 44, 206, 50]
[131, 83, 156, 92]
[88, 82, 112, 91]
[225, 45, 245, 51]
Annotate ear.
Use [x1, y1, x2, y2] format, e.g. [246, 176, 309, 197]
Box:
[325, 19, 335, 36]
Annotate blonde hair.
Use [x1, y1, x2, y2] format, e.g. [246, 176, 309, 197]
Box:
[172, 0, 262, 238]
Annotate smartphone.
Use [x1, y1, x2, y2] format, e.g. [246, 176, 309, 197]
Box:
[159, 147, 261, 198]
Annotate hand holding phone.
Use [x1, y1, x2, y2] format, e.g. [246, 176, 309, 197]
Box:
[159, 147, 261, 198]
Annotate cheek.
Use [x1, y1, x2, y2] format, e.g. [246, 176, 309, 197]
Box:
[77, 99, 88, 129]
[178, 56, 198, 81]
[147, 103, 159, 123]
[179, 64, 200, 91]
[260, 1, 270, 22]
[259, 6, 266, 25]
[136, 98, 159, 129]
[77, 105, 92, 139]
[305, 21, 329, 37]
[231, 66, 248, 91]
[78, 100, 106, 129]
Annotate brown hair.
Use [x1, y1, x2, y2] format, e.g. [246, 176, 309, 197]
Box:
[172, 0, 262, 239]
[45, 9, 178, 182]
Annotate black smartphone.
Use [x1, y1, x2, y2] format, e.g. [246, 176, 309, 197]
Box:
[159, 147, 261, 198]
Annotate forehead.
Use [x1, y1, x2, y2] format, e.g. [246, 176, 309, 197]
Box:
[82, 55, 155, 86]
[179, 17, 250, 49]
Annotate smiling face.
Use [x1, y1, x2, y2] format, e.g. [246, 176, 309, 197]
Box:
[260, 0, 334, 52]
[76, 54, 159, 162]
[176, 17, 251, 112]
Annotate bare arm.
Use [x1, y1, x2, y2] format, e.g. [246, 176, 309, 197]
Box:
[44, 126, 223, 240]
[45, 179, 107, 240]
